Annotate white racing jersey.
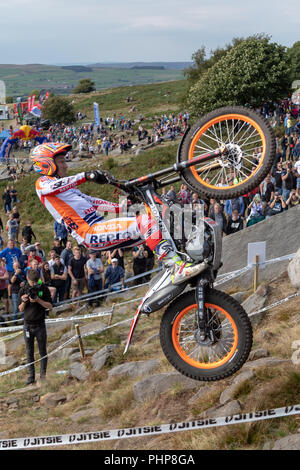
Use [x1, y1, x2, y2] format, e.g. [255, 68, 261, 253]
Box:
[36, 172, 141, 249]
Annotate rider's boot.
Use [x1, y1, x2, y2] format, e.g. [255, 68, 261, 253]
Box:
[155, 240, 207, 285]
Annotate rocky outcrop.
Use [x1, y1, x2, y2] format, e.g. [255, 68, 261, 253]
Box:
[108, 359, 160, 378]
[91, 344, 117, 372]
[69, 362, 89, 381]
[241, 284, 269, 325]
[133, 372, 200, 401]
[40, 393, 67, 408]
[263, 433, 300, 450]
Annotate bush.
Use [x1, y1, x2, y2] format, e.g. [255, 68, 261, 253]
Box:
[74, 79, 96, 94]
[187, 37, 292, 116]
[42, 96, 76, 124]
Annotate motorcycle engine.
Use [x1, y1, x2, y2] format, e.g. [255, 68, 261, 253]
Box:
[185, 218, 222, 270]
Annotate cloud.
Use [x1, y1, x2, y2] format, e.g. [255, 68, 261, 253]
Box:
[0, 0, 300, 62]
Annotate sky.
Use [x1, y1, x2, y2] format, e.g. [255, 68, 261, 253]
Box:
[0, 0, 299, 64]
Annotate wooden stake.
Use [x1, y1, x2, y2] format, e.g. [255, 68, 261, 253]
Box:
[254, 254, 259, 292]
[108, 304, 115, 326]
[75, 324, 85, 359]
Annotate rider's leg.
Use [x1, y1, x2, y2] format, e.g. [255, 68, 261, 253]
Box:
[136, 214, 207, 285]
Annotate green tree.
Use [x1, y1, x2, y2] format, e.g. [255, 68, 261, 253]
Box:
[186, 37, 292, 116]
[184, 35, 267, 84]
[30, 89, 40, 99]
[73, 78, 96, 94]
[287, 41, 300, 83]
[42, 96, 76, 124]
[5, 96, 13, 103]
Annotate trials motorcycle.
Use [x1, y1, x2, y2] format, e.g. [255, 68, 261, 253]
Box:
[92, 106, 275, 381]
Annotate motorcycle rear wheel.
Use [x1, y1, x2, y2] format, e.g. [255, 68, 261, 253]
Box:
[160, 289, 253, 381]
[178, 106, 275, 200]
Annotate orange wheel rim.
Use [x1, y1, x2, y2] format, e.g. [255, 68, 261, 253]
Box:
[188, 114, 266, 190]
[172, 303, 238, 369]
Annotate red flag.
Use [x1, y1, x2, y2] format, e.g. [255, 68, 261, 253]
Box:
[28, 96, 32, 112]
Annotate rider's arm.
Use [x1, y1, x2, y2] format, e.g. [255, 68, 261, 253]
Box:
[36, 173, 87, 196]
[89, 197, 125, 214]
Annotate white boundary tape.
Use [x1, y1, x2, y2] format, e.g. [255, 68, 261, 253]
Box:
[0, 317, 133, 377]
[0, 297, 144, 334]
[0, 404, 299, 449]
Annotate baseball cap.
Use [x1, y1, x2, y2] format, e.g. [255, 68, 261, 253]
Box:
[111, 258, 118, 263]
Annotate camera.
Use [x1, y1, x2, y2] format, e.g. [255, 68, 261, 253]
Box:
[26, 285, 42, 300]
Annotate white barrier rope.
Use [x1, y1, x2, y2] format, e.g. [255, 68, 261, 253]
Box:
[0, 404, 299, 449]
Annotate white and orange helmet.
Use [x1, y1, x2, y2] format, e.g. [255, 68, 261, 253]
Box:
[31, 142, 72, 176]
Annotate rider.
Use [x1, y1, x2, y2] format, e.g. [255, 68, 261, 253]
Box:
[31, 143, 206, 285]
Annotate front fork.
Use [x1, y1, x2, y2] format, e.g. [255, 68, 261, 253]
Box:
[196, 279, 216, 344]
[196, 279, 207, 342]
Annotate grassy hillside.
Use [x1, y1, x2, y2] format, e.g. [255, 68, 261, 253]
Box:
[70, 79, 187, 123]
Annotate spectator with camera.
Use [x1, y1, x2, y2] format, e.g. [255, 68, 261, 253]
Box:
[266, 191, 287, 218]
[282, 161, 297, 201]
[132, 244, 147, 285]
[18, 269, 52, 385]
[286, 190, 300, 208]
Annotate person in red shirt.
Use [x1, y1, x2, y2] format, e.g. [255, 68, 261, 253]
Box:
[27, 247, 42, 267]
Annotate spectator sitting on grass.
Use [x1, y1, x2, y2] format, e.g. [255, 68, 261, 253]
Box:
[246, 194, 265, 226]
[104, 258, 125, 292]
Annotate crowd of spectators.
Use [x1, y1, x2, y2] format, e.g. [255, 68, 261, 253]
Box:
[2, 108, 191, 165]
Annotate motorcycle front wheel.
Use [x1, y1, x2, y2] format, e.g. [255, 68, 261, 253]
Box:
[160, 289, 253, 381]
[178, 106, 275, 200]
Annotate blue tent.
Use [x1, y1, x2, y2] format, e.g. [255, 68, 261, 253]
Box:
[0, 130, 10, 141]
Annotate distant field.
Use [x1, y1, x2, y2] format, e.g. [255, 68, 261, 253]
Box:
[0, 64, 185, 98]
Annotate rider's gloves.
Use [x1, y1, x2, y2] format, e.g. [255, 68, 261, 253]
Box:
[85, 171, 108, 184]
